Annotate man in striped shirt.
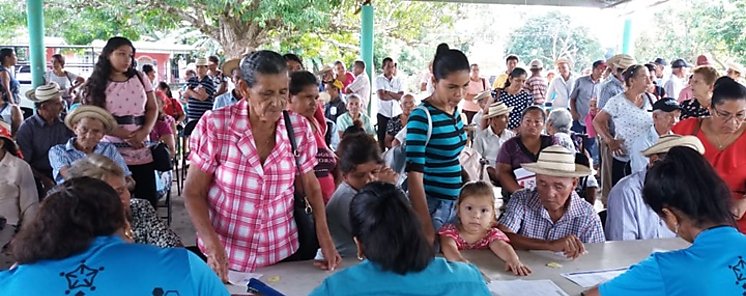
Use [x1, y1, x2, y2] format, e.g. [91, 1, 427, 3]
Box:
[186, 58, 217, 122]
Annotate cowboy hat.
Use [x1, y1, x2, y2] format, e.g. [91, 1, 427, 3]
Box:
[483, 101, 514, 120]
[195, 57, 209, 66]
[641, 135, 704, 157]
[610, 54, 637, 70]
[64, 105, 118, 133]
[727, 62, 744, 75]
[222, 58, 240, 76]
[474, 90, 492, 102]
[521, 145, 592, 178]
[318, 65, 334, 75]
[26, 82, 62, 103]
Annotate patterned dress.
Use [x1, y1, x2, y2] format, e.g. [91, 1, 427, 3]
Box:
[499, 89, 534, 130]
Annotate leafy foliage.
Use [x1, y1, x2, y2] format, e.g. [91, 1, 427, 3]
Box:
[505, 11, 605, 71]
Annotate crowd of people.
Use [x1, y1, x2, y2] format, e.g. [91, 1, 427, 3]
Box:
[0, 35, 745, 295]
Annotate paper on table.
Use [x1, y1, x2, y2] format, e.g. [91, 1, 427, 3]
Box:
[227, 270, 263, 286]
[560, 267, 628, 288]
[488, 279, 569, 296]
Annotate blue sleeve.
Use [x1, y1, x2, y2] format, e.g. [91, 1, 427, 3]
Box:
[48, 145, 69, 184]
[187, 251, 230, 296]
[498, 190, 527, 233]
[599, 255, 665, 296]
[309, 280, 331, 296]
[405, 107, 429, 173]
[105, 144, 132, 177]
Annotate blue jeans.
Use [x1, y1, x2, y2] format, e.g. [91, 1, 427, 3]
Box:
[427, 198, 456, 233]
[571, 120, 599, 166]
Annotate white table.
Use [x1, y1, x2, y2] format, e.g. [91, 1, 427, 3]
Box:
[226, 238, 690, 296]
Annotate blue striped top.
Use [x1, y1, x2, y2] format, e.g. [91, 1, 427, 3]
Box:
[405, 101, 467, 200]
[186, 76, 216, 121]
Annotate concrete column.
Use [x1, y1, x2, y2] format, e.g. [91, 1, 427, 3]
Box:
[361, 4, 374, 114]
[26, 0, 46, 87]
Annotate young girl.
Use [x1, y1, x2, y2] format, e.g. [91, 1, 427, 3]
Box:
[584, 98, 600, 167]
[440, 181, 532, 276]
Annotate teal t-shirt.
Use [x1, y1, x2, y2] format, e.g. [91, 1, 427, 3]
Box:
[600, 226, 746, 296]
[0, 235, 228, 296]
[310, 257, 490, 296]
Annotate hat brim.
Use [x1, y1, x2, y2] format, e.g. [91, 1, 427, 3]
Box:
[641, 137, 705, 157]
[521, 163, 592, 178]
[64, 107, 118, 133]
[474, 90, 492, 102]
[221, 59, 240, 75]
[483, 107, 514, 120]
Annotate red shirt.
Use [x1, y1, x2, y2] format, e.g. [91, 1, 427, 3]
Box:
[156, 90, 184, 121]
[189, 100, 318, 271]
[340, 72, 355, 89]
[673, 118, 746, 233]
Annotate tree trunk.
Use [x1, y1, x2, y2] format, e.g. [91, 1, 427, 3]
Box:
[214, 16, 267, 58]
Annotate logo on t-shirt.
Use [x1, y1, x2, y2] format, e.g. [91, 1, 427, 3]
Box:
[60, 261, 104, 295]
[730, 255, 746, 292]
[152, 287, 181, 295]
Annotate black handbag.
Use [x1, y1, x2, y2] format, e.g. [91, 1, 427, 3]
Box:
[150, 142, 173, 172]
[283, 111, 319, 261]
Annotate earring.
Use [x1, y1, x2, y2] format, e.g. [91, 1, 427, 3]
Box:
[674, 223, 680, 235]
[356, 254, 364, 261]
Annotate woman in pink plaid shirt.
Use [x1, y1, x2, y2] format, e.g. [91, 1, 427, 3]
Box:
[184, 51, 341, 280]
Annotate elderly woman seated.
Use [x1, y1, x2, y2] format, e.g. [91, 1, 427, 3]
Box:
[48, 105, 131, 184]
[311, 182, 490, 296]
[0, 121, 38, 250]
[65, 155, 182, 247]
[546, 108, 599, 204]
[0, 177, 227, 295]
[498, 145, 605, 260]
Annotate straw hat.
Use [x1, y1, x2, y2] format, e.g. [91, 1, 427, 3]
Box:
[222, 58, 240, 75]
[318, 65, 334, 75]
[610, 54, 637, 70]
[521, 145, 592, 178]
[641, 135, 704, 157]
[64, 105, 118, 133]
[727, 62, 744, 75]
[195, 57, 209, 66]
[474, 90, 492, 102]
[26, 82, 62, 103]
[483, 101, 514, 120]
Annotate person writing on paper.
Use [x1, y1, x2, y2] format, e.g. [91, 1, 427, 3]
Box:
[440, 181, 531, 276]
[605, 135, 704, 241]
[0, 177, 228, 295]
[311, 182, 490, 296]
[498, 145, 605, 259]
[183, 51, 341, 280]
[584, 147, 746, 296]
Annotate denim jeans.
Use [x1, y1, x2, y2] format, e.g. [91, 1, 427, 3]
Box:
[427, 198, 457, 234]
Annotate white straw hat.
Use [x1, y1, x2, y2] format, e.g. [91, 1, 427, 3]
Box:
[521, 145, 592, 178]
[483, 101, 514, 120]
[26, 82, 62, 103]
[641, 135, 705, 157]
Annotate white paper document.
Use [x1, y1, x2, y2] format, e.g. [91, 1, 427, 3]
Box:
[227, 270, 263, 286]
[561, 267, 628, 287]
[488, 279, 569, 296]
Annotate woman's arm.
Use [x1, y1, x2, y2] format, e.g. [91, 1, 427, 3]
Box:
[1, 72, 11, 98]
[183, 165, 227, 281]
[384, 134, 395, 148]
[407, 172, 435, 243]
[496, 163, 521, 193]
[10, 104, 22, 136]
[128, 91, 158, 147]
[592, 111, 624, 153]
[160, 133, 177, 156]
[302, 171, 342, 271]
[440, 236, 467, 262]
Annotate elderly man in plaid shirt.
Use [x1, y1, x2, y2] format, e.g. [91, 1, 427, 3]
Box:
[498, 145, 605, 259]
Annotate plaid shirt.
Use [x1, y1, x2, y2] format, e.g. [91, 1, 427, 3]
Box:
[499, 188, 605, 243]
[524, 75, 548, 105]
[189, 100, 318, 272]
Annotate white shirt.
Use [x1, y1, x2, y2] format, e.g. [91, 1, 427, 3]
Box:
[44, 70, 79, 91]
[375, 74, 403, 118]
[346, 72, 371, 110]
[547, 74, 576, 109]
[474, 126, 514, 166]
[629, 126, 664, 174]
[601, 93, 654, 162]
[664, 75, 687, 102]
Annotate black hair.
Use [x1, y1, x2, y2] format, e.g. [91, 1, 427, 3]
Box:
[350, 182, 434, 274]
[353, 60, 365, 70]
[83, 37, 137, 108]
[12, 177, 126, 264]
[592, 60, 606, 69]
[157, 81, 173, 98]
[644, 63, 656, 74]
[51, 54, 65, 67]
[711, 76, 746, 106]
[141, 64, 155, 75]
[1, 137, 19, 157]
[283, 53, 303, 66]
[336, 133, 381, 174]
[208, 55, 220, 64]
[503, 67, 528, 89]
[342, 121, 366, 138]
[643, 147, 735, 227]
[0, 48, 13, 65]
[334, 60, 345, 67]
[522, 105, 547, 122]
[622, 64, 646, 86]
[432, 43, 470, 81]
[505, 54, 519, 63]
[381, 57, 394, 69]
[288, 71, 318, 97]
[240, 50, 288, 88]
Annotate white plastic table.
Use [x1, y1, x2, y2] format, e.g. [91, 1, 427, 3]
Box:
[226, 238, 690, 296]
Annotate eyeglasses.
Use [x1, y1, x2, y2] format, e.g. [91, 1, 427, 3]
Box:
[712, 107, 746, 122]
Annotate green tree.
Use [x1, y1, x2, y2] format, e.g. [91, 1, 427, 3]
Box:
[505, 11, 604, 71]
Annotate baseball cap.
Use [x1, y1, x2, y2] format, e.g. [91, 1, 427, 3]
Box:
[529, 59, 544, 70]
[696, 55, 710, 66]
[653, 58, 667, 66]
[671, 59, 690, 69]
[651, 97, 682, 112]
[592, 60, 607, 69]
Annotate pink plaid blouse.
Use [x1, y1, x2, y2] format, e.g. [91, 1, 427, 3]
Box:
[189, 100, 318, 272]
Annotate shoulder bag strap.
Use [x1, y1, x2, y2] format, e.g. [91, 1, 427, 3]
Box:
[283, 111, 310, 207]
[414, 105, 433, 146]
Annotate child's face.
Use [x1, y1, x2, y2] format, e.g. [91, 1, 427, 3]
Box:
[457, 195, 495, 233]
[343, 161, 381, 190]
[589, 99, 598, 114]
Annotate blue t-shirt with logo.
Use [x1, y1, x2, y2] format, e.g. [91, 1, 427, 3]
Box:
[600, 226, 746, 296]
[0, 235, 228, 296]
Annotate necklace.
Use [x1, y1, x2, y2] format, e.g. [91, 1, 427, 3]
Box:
[714, 132, 735, 149]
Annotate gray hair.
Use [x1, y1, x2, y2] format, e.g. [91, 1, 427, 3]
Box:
[66, 155, 134, 190]
[547, 108, 572, 134]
